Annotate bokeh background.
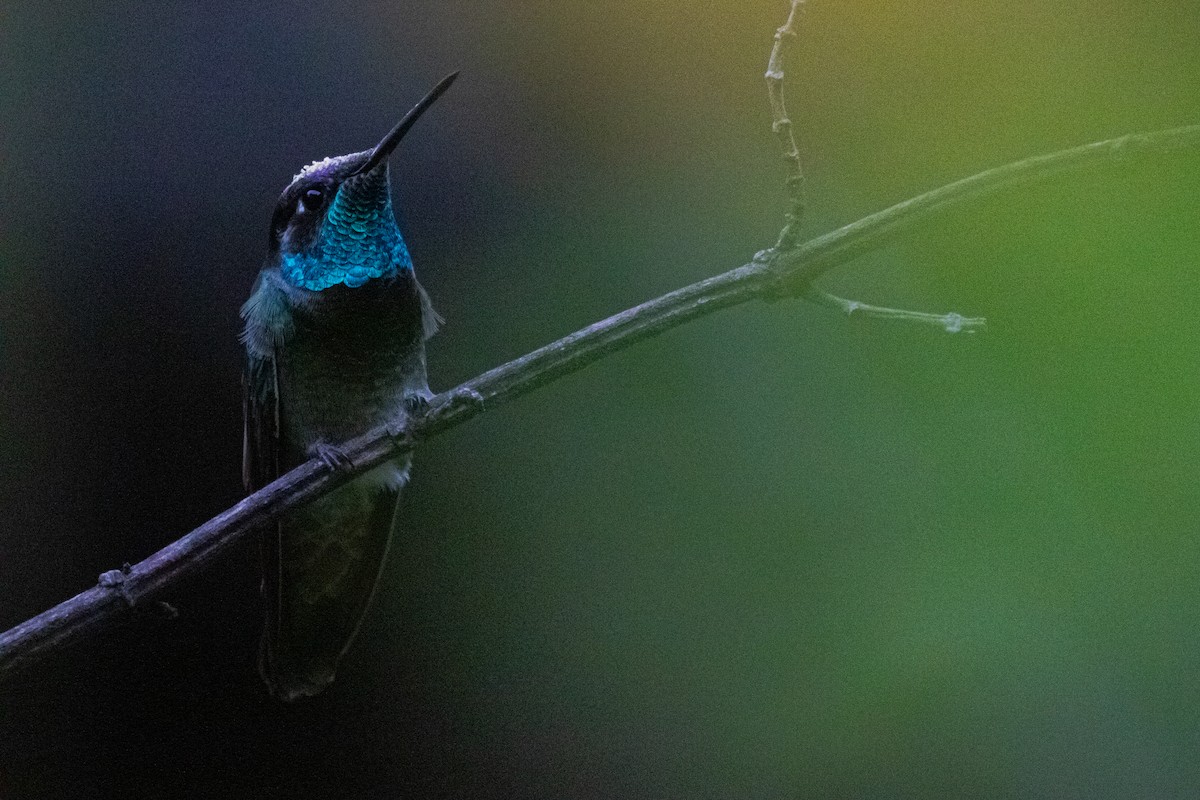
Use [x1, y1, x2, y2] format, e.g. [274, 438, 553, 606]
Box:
[3, 0, 1200, 797]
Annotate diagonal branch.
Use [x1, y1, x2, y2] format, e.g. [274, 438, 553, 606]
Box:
[2, 121, 1198, 681]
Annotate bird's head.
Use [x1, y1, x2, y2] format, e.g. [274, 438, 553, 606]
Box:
[267, 72, 458, 291]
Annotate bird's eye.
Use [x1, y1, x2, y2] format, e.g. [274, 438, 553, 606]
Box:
[295, 186, 326, 216]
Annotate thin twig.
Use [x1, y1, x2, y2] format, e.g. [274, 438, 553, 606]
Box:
[766, 0, 808, 248]
[807, 289, 986, 332]
[2, 121, 1197, 681]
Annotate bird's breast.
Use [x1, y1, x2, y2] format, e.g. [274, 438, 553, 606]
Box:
[276, 274, 428, 452]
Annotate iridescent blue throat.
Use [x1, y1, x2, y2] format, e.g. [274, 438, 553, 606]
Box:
[281, 170, 413, 291]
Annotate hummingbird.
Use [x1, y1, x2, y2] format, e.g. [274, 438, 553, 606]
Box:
[240, 72, 457, 701]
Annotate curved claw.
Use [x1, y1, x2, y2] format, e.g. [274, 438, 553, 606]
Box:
[403, 393, 431, 416]
[309, 441, 355, 473]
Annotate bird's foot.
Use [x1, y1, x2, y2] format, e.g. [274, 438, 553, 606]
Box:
[403, 392, 431, 416]
[309, 441, 355, 473]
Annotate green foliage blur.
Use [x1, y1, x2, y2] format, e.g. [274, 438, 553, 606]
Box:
[2, 0, 1199, 796]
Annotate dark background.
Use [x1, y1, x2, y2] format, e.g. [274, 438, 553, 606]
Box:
[3, 1, 1200, 797]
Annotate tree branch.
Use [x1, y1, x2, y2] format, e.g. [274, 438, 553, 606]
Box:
[3, 121, 1197, 681]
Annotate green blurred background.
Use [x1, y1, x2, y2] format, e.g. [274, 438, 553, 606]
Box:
[2, 0, 1199, 797]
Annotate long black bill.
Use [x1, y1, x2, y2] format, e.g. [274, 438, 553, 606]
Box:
[350, 71, 460, 177]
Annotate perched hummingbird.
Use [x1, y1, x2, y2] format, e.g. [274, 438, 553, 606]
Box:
[240, 73, 457, 701]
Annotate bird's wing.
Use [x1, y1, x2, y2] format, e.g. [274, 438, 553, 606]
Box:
[245, 349, 403, 701]
[244, 352, 289, 690]
[242, 353, 281, 494]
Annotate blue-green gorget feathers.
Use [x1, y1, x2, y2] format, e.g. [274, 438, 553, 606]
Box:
[281, 167, 412, 291]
